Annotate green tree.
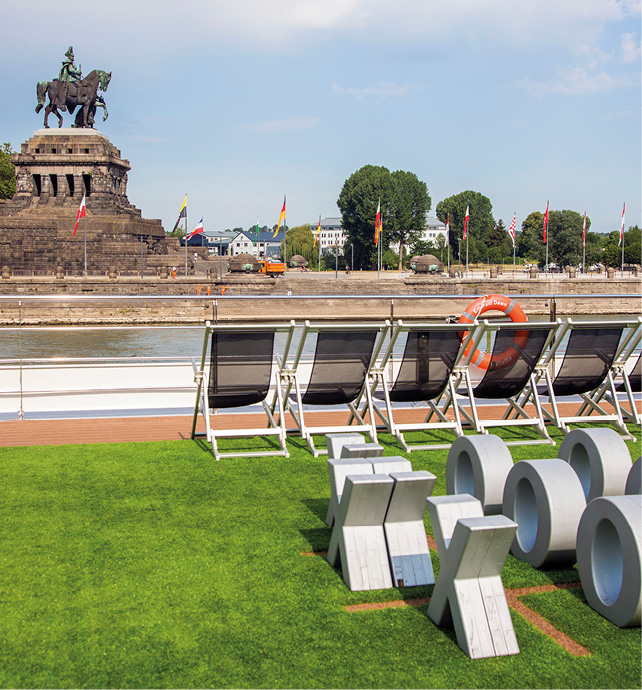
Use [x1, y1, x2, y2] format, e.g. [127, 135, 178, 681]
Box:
[516, 212, 545, 263]
[0, 143, 16, 199]
[281, 224, 315, 265]
[603, 225, 641, 267]
[435, 191, 494, 260]
[386, 170, 431, 270]
[337, 164, 431, 270]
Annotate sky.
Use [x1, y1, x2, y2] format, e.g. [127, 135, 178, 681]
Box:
[2, 0, 640, 237]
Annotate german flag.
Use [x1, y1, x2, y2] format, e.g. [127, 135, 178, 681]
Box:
[273, 196, 286, 238]
[172, 195, 187, 233]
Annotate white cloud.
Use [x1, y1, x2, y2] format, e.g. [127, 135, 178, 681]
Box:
[619, 32, 641, 61]
[521, 65, 640, 95]
[240, 117, 319, 132]
[5, 0, 639, 52]
[331, 81, 415, 99]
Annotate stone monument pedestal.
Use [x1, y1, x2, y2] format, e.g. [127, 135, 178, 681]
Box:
[0, 129, 167, 275]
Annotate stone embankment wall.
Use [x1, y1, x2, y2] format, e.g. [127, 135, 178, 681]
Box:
[0, 274, 639, 324]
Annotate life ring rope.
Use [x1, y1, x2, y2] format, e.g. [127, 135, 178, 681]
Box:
[459, 294, 528, 371]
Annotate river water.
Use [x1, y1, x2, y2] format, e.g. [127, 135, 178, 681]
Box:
[0, 314, 636, 362]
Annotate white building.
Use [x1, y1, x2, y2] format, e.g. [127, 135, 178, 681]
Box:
[315, 218, 346, 254]
[314, 216, 447, 255]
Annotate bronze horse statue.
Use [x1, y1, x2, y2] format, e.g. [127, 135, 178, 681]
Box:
[35, 69, 111, 129]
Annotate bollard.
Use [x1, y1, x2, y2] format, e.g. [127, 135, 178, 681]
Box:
[1, 265, 10, 279]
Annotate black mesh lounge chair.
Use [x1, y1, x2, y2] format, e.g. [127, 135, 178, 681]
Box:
[275, 321, 389, 457]
[191, 321, 295, 460]
[442, 320, 557, 446]
[524, 318, 637, 439]
[363, 321, 471, 452]
[575, 317, 641, 428]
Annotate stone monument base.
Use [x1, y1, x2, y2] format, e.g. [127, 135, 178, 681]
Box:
[0, 129, 167, 274]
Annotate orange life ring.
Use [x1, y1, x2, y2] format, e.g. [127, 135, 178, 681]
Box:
[459, 294, 528, 370]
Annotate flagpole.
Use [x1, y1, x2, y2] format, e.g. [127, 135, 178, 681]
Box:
[545, 203, 549, 273]
[284, 197, 287, 272]
[621, 231, 625, 278]
[184, 193, 188, 277]
[582, 213, 586, 276]
[83, 209, 87, 277]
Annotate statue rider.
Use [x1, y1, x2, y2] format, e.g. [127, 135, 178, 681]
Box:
[58, 46, 83, 110]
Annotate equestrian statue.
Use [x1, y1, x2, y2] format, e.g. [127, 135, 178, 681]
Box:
[35, 47, 111, 129]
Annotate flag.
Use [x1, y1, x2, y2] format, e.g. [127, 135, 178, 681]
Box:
[273, 196, 286, 238]
[619, 203, 625, 246]
[463, 203, 469, 240]
[582, 212, 586, 248]
[71, 194, 86, 237]
[445, 213, 450, 244]
[172, 195, 187, 233]
[255, 215, 259, 246]
[509, 213, 516, 247]
[313, 216, 321, 247]
[186, 218, 204, 240]
[543, 201, 549, 243]
[375, 199, 382, 246]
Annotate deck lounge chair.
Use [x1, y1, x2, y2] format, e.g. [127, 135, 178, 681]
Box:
[442, 320, 558, 446]
[617, 351, 642, 425]
[523, 318, 636, 439]
[275, 320, 389, 457]
[191, 321, 295, 460]
[363, 321, 472, 451]
[575, 317, 641, 427]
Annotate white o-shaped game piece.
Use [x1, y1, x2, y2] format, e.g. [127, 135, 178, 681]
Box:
[557, 428, 631, 502]
[446, 435, 514, 515]
[577, 495, 641, 627]
[502, 459, 586, 568]
[625, 457, 641, 496]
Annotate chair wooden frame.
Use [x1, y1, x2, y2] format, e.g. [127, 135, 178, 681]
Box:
[359, 320, 474, 452]
[191, 321, 296, 460]
[519, 318, 637, 440]
[440, 319, 558, 446]
[273, 320, 390, 457]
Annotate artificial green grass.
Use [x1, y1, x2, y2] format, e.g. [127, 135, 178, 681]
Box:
[0, 427, 640, 688]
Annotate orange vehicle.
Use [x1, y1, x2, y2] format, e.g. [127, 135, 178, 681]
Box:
[257, 260, 285, 277]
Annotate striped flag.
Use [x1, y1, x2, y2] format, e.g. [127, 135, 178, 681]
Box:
[543, 201, 549, 243]
[619, 203, 625, 246]
[375, 199, 382, 246]
[313, 216, 321, 247]
[71, 194, 86, 237]
[463, 203, 469, 240]
[508, 213, 516, 247]
[582, 212, 586, 247]
[273, 196, 286, 238]
[172, 195, 187, 233]
[186, 218, 204, 240]
[445, 213, 450, 244]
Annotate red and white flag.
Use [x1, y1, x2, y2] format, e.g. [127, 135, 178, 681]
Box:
[463, 203, 469, 240]
[445, 213, 450, 244]
[543, 201, 549, 243]
[71, 194, 86, 237]
[582, 212, 586, 247]
[619, 203, 625, 246]
[186, 218, 204, 240]
[508, 213, 516, 247]
[375, 200, 382, 246]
